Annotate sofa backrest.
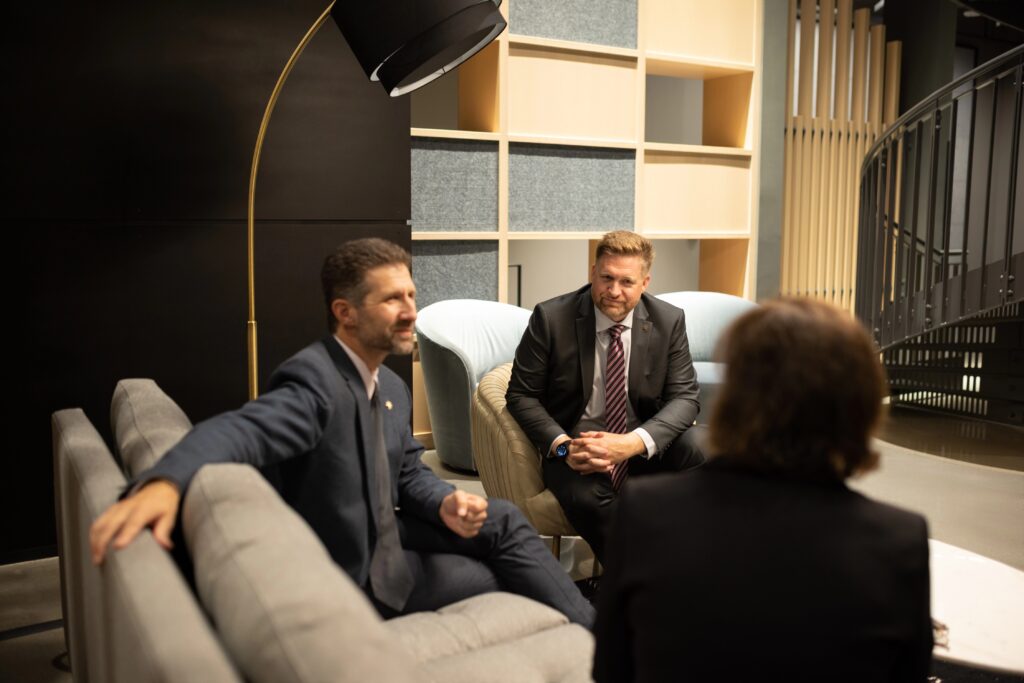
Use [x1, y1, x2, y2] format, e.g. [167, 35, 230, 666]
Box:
[655, 291, 757, 363]
[111, 378, 193, 478]
[52, 408, 240, 683]
[182, 463, 420, 683]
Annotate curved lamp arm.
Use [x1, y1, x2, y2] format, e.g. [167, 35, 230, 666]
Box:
[247, 2, 335, 400]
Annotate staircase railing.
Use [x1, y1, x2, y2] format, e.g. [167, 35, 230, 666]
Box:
[855, 45, 1024, 425]
[856, 44, 1023, 345]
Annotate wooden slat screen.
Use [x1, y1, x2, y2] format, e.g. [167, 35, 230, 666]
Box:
[781, 0, 901, 311]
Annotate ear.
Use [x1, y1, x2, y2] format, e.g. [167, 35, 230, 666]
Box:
[641, 272, 651, 290]
[331, 298, 356, 329]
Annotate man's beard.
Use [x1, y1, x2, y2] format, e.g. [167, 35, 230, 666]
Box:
[360, 324, 414, 355]
[596, 297, 630, 321]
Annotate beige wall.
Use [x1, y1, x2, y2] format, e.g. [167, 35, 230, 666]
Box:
[509, 239, 590, 310]
[509, 237, 700, 312]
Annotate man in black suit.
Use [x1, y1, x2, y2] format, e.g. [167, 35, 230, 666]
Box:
[505, 231, 704, 563]
[91, 238, 594, 626]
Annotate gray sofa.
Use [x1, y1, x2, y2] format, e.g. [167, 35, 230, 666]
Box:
[53, 379, 594, 683]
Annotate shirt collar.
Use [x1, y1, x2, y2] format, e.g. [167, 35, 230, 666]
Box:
[594, 306, 634, 335]
[334, 335, 378, 400]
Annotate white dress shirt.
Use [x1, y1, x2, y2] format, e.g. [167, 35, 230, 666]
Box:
[334, 335, 378, 400]
[551, 307, 657, 458]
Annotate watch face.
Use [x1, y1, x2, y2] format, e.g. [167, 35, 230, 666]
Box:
[556, 443, 569, 458]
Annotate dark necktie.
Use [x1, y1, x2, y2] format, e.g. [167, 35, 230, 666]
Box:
[367, 389, 414, 611]
[605, 324, 629, 491]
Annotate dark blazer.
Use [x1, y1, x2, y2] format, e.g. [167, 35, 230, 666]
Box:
[506, 285, 700, 454]
[593, 456, 933, 683]
[139, 336, 453, 587]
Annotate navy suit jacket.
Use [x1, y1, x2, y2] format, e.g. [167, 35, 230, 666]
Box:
[140, 337, 453, 587]
[506, 285, 700, 455]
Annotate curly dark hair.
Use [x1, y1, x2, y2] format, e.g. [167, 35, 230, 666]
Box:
[709, 297, 887, 481]
[320, 238, 411, 332]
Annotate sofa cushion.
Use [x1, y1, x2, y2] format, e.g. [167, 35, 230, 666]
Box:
[182, 463, 419, 683]
[420, 623, 594, 683]
[386, 591, 568, 663]
[111, 378, 192, 477]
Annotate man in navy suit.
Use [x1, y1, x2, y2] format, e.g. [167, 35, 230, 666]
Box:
[91, 238, 593, 626]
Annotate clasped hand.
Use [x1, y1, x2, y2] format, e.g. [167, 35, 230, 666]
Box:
[439, 489, 488, 538]
[565, 431, 643, 474]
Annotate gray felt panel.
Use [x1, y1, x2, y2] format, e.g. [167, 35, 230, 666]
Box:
[510, 0, 637, 49]
[412, 139, 499, 231]
[412, 241, 499, 309]
[509, 144, 634, 231]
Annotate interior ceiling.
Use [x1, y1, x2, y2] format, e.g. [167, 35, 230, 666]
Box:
[951, 0, 1024, 33]
[806, 1, 1024, 34]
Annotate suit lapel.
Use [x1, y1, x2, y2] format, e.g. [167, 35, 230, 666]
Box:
[629, 299, 652, 408]
[575, 291, 597, 409]
[320, 336, 379, 529]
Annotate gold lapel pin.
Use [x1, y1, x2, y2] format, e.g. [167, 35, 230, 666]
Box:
[385, 400, 393, 411]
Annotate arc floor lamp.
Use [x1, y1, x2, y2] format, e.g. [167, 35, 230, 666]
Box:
[246, 0, 506, 399]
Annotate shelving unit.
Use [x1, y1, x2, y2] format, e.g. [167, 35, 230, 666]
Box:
[409, 0, 763, 308]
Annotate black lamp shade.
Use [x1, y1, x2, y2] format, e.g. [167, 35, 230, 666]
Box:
[331, 0, 506, 96]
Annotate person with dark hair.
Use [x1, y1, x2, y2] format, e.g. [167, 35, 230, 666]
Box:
[506, 230, 705, 566]
[91, 238, 594, 627]
[593, 298, 932, 682]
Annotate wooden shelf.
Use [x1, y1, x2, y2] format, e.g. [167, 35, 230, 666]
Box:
[644, 0, 758, 66]
[509, 134, 636, 149]
[507, 231, 612, 240]
[646, 53, 754, 80]
[643, 142, 752, 157]
[508, 44, 637, 140]
[645, 65, 754, 148]
[508, 34, 639, 60]
[410, 128, 502, 142]
[640, 230, 752, 240]
[412, 232, 499, 240]
[408, 0, 763, 305]
[642, 152, 752, 234]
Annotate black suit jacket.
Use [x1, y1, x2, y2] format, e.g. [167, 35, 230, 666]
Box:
[140, 337, 453, 587]
[506, 285, 700, 454]
[593, 456, 933, 683]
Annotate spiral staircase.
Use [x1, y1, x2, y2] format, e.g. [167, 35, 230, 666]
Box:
[856, 44, 1024, 426]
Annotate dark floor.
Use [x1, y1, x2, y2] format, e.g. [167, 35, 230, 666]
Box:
[879, 407, 1024, 472]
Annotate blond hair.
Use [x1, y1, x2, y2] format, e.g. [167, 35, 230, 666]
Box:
[594, 231, 654, 273]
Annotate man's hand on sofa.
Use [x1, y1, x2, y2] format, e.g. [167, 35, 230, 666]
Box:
[439, 489, 488, 538]
[90, 479, 181, 565]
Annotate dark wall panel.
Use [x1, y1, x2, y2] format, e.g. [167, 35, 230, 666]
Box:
[6, 1, 412, 560]
[10, 1, 410, 222]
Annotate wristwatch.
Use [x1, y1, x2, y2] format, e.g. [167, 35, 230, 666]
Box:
[548, 442, 569, 459]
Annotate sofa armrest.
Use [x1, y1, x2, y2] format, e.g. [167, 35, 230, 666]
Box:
[52, 408, 239, 683]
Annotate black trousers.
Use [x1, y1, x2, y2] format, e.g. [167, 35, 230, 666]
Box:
[369, 498, 595, 628]
[543, 426, 707, 563]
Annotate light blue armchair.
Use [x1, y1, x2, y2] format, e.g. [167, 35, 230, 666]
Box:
[415, 299, 532, 472]
[655, 291, 757, 420]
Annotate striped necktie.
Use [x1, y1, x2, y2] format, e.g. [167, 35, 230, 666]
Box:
[605, 324, 629, 491]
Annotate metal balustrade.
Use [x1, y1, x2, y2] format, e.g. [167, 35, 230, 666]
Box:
[856, 46, 1024, 425]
